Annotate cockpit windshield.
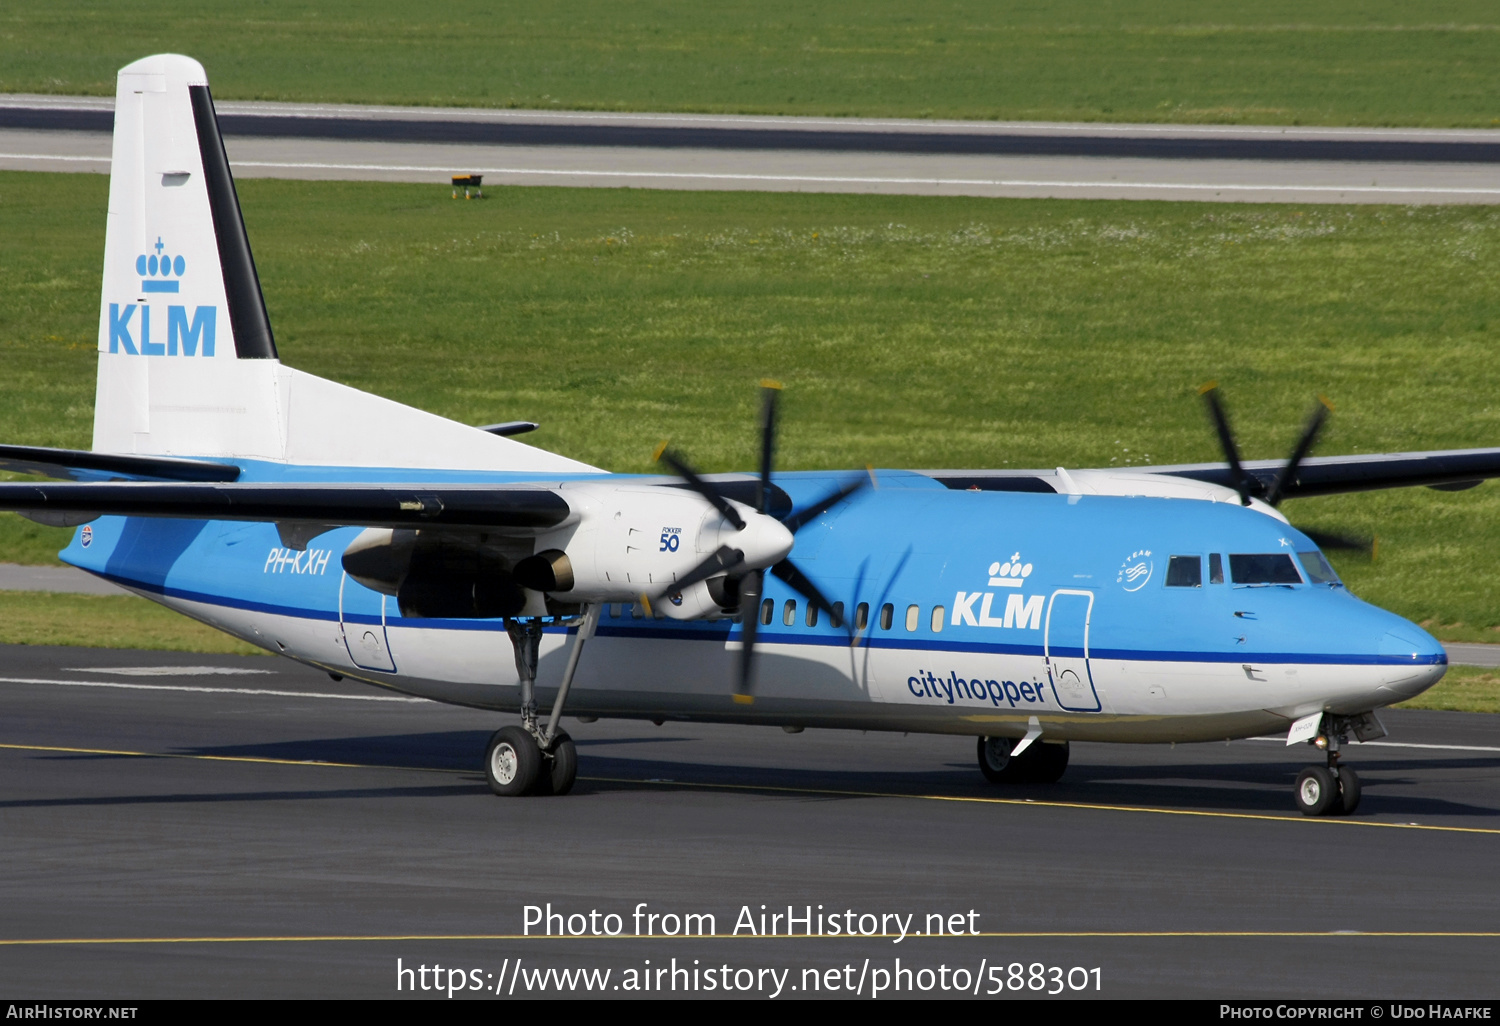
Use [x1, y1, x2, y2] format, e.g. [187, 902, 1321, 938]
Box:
[1298, 550, 1342, 586]
[1228, 553, 1303, 586]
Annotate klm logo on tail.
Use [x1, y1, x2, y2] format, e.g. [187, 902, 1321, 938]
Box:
[108, 236, 217, 357]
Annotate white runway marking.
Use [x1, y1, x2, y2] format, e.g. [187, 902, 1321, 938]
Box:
[180, 160, 1500, 197]
[70, 666, 273, 677]
[0, 676, 426, 703]
[1250, 736, 1500, 754]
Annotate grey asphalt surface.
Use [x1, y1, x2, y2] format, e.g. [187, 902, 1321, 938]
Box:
[2, 95, 1496, 204]
[0, 644, 1497, 998]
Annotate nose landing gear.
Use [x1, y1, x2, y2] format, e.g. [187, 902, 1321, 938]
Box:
[1293, 715, 1368, 816]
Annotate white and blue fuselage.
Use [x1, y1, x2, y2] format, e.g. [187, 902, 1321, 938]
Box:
[63, 464, 1447, 745]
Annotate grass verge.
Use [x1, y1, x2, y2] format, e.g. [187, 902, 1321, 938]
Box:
[1, 1, 1498, 126]
[0, 591, 264, 655]
[2, 172, 1500, 637]
[1396, 665, 1500, 715]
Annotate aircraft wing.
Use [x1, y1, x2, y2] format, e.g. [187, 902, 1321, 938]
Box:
[1142, 448, 1500, 498]
[0, 444, 240, 482]
[0, 481, 571, 531]
[923, 447, 1500, 498]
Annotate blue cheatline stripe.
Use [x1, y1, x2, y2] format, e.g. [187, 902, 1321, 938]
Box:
[95, 570, 1445, 669]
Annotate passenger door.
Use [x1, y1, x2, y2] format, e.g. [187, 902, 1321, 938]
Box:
[1045, 589, 1100, 712]
[339, 572, 397, 672]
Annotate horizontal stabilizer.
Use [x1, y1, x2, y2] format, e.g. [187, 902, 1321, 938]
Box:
[0, 444, 239, 482]
[0, 482, 571, 532]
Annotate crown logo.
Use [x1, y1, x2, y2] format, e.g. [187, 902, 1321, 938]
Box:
[135, 237, 185, 294]
[988, 552, 1032, 588]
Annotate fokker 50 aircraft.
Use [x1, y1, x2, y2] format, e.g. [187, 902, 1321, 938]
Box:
[3, 55, 1494, 815]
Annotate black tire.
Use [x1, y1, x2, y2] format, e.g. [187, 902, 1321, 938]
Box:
[485, 726, 541, 797]
[547, 733, 578, 796]
[1295, 765, 1339, 816]
[978, 736, 1022, 783]
[1023, 741, 1070, 783]
[1334, 765, 1362, 816]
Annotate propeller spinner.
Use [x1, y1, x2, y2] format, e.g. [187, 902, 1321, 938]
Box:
[655, 382, 868, 701]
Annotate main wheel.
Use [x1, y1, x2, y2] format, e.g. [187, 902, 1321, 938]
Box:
[547, 732, 578, 796]
[1023, 741, 1070, 783]
[1295, 765, 1339, 816]
[485, 726, 541, 797]
[978, 736, 1022, 783]
[1334, 765, 1362, 816]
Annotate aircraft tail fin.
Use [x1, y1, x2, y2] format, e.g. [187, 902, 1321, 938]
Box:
[94, 54, 593, 474]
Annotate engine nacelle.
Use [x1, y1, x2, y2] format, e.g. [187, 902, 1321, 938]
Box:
[515, 483, 792, 606]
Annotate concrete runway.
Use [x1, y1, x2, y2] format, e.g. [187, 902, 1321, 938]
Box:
[1, 643, 1498, 998]
[2, 95, 1497, 203]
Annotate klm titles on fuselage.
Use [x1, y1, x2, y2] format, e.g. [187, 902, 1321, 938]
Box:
[108, 238, 216, 357]
[952, 555, 1044, 630]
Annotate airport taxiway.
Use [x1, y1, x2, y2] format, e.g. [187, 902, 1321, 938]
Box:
[0, 643, 1498, 998]
[1, 95, 1496, 204]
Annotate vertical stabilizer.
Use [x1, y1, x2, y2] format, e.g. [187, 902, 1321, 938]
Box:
[94, 54, 284, 459]
[93, 55, 596, 475]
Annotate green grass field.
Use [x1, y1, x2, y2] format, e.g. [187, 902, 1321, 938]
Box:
[3, 171, 1500, 657]
[2, 1, 1498, 126]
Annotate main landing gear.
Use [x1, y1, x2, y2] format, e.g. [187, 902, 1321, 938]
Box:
[1294, 715, 1365, 817]
[485, 606, 599, 797]
[977, 736, 1069, 784]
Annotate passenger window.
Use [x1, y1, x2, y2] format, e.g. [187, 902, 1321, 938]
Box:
[783, 599, 797, 626]
[831, 602, 845, 629]
[608, 603, 622, 618]
[760, 598, 774, 625]
[1166, 555, 1202, 588]
[931, 606, 945, 632]
[905, 605, 919, 631]
[1298, 550, 1342, 586]
[1229, 553, 1303, 585]
[879, 603, 894, 630]
[631, 603, 644, 619]
[1208, 553, 1224, 584]
[855, 603, 870, 630]
[806, 603, 819, 628]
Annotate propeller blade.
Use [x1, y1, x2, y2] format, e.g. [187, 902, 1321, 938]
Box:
[781, 477, 868, 535]
[735, 568, 763, 700]
[658, 544, 746, 599]
[655, 445, 747, 531]
[1298, 527, 1375, 556]
[1199, 382, 1256, 506]
[757, 381, 780, 515]
[770, 559, 844, 630]
[1265, 397, 1332, 507]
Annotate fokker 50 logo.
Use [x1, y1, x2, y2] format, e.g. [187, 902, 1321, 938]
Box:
[952, 554, 1043, 630]
[109, 236, 217, 357]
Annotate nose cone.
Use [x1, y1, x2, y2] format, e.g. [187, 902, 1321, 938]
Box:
[1373, 619, 1448, 703]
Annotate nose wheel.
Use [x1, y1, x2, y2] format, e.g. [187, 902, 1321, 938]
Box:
[1294, 716, 1363, 816]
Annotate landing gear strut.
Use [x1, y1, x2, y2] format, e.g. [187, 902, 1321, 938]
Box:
[1294, 716, 1363, 817]
[484, 606, 598, 797]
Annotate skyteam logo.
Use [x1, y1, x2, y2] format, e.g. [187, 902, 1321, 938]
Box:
[1116, 549, 1153, 592]
[109, 236, 217, 357]
[952, 556, 1043, 630]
